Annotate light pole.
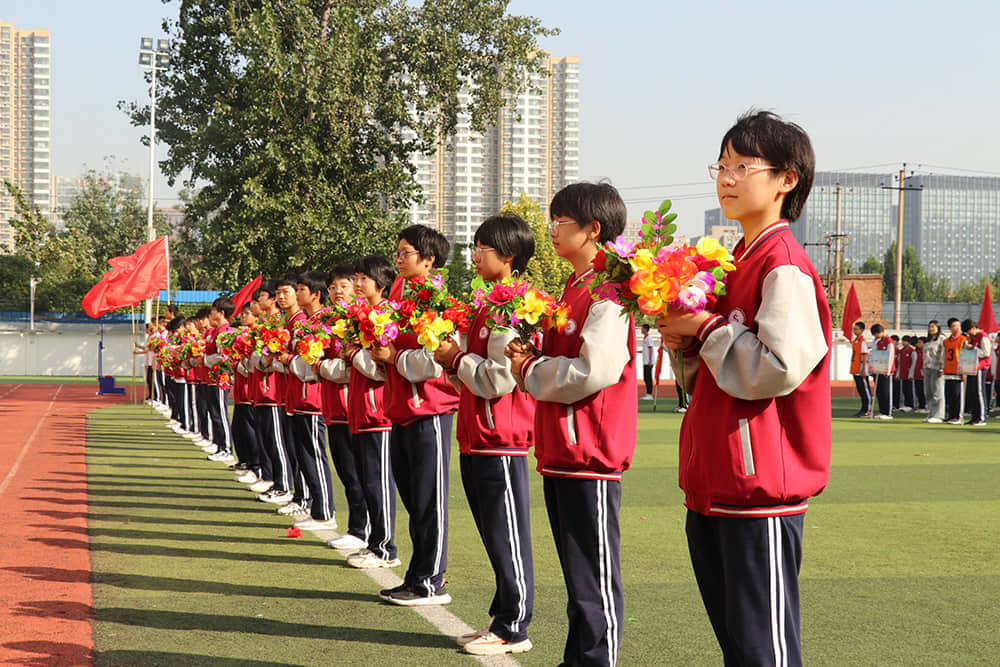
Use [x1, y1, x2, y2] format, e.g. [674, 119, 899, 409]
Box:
[29, 276, 41, 332]
[138, 37, 170, 324]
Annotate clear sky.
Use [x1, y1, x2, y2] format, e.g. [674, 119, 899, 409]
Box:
[5, 0, 1000, 237]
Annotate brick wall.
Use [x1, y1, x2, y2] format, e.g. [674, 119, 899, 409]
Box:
[842, 274, 884, 329]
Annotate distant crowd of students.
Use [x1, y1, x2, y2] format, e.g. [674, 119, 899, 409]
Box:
[849, 318, 997, 424]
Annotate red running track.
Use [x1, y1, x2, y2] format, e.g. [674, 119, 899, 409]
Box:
[0, 384, 130, 666]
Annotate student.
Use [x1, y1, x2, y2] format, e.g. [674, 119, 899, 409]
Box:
[962, 319, 991, 425]
[890, 334, 902, 411]
[913, 337, 926, 412]
[507, 182, 636, 667]
[641, 324, 655, 399]
[277, 271, 336, 529]
[318, 264, 370, 548]
[163, 315, 187, 430]
[923, 321, 945, 423]
[231, 301, 268, 486]
[203, 297, 236, 463]
[869, 324, 894, 419]
[849, 321, 872, 417]
[133, 322, 156, 403]
[251, 280, 295, 504]
[369, 225, 460, 606]
[942, 318, 966, 425]
[342, 255, 400, 565]
[988, 333, 999, 417]
[435, 215, 536, 656]
[655, 111, 830, 667]
[191, 307, 214, 448]
[898, 336, 916, 412]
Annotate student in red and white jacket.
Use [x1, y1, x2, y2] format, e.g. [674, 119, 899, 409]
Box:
[231, 302, 268, 487]
[341, 256, 399, 568]
[962, 319, 992, 425]
[657, 112, 830, 667]
[898, 336, 917, 412]
[871, 324, 896, 419]
[435, 215, 537, 657]
[203, 297, 235, 462]
[369, 225, 460, 607]
[250, 281, 294, 504]
[278, 271, 336, 530]
[507, 183, 636, 667]
[317, 265, 370, 550]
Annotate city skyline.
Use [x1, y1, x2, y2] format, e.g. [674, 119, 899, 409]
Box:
[2, 1, 1000, 266]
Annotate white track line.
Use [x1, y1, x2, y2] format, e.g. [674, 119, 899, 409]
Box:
[0, 385, 63, 498]
[0, 383, 24, 401]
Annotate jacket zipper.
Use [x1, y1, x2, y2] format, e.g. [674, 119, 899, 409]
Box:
[738, 417, 756, 476]
[368, 388, 377, 412]
[411, 382, 422, 408]
[484, 399, 495, 430]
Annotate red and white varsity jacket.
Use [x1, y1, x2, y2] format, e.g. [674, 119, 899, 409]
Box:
[673, 220, 832, 518]
[450, 305, 535, 456]
[521, 268, 637, 481]
[347, 347, 392, 434]
[285, 308, 322, 416]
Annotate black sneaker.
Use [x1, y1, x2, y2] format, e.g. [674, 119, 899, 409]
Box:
[386, 584, 452, 607]
[378, 583, 408, 601]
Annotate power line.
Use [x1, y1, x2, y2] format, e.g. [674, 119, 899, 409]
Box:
[913, 163, 1000, 177]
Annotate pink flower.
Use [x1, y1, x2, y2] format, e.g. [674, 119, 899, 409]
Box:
[428, 272, 446, 290]
[690, 271, 717, 294]
[488, 283, 520, 305]
[671, 286, 708, 313]
[607, 236, 637, 258]
[594, 282, 623, 302]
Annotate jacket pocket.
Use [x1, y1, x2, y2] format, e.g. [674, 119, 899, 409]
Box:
[483, 399, 496, 430]
[368, 388, 377, 413]
[410, 382, 422, 408]
[738, 417, 756, 476]
[566, 405, 578, 445]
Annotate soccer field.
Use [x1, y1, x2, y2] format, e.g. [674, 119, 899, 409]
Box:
[79, 398, 999, 665]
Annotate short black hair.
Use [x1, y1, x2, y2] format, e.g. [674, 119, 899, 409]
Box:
[474, 215, 536, 274]
[549, 181, 627, 244]
[354, 255, 396, 294]
[399, 224, 450, 268]
[641, 324, 650, 332]
[275, 273, 298, 291]
[719, 110, 815, 222]
[258, 280, 277, 299]
[327, 263, 355, 285]
[947, 317, 960, 327]
[195, 306, 212, 320]
[854, 321, 865, 331]
[297, 270, 327, 298]
[871, 323, 884, 335]
[961, 318, 974, 332]
[166, 316, 184, 332]
[165, 303, 179, 316]
[212, 297, 235, 319]
[239, 301, 254, 314]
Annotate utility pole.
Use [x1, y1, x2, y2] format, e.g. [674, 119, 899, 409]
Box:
[880, 166, 921, 329]
[834, 185, 843, 301]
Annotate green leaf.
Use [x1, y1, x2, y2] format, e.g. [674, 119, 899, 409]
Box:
[657, 200, 673, 216]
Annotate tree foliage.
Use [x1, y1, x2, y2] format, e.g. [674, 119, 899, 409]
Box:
[445, 242, 475, 300]
[119, 0, 555, 283]
[880, 242, 951, 302]
[501, 192, 571, 296]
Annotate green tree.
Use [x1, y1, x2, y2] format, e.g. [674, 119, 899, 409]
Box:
[119, 0, 555, 283]
[445, 242, 475, 300]
[859, 255, 882, 274]
[880, 242, 950, 302]
[501, 192, 571, 295]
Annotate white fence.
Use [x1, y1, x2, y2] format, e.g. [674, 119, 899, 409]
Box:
[0, 322, 867, 382]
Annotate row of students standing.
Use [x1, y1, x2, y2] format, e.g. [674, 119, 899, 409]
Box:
[850, 318, 998, 423]
[144, 183, 637, 663]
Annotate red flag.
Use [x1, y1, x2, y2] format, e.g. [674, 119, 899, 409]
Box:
[81, 237, 169, 317]
[978, 284, 998, 333]
[230, 274, 262, 315]
[841, 283, 862, 341]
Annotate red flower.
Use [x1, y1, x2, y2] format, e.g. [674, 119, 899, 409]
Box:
[286, 527, 302, 538]
[417, 288, 433, 301]
[693, 256, 721, 272]
[398, 300, 417, 320]
[592, 248, 608, 272]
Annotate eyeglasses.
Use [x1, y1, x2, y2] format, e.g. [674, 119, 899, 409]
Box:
[471, 246, 496, 257]
[392, 249, 420, 261]
[708, 162, 777, 181]
[548, 220, 578, 234]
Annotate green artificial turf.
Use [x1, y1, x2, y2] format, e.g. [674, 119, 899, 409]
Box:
[1, 375, 143, 385]
[83, 398, 1000, 665]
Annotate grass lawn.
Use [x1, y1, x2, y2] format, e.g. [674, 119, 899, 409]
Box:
[83, 398, 1000, 665]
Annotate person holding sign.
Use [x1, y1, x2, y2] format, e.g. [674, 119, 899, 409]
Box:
[942, 318, 966, 425]
[870, 324, 895, 419]
[961, 319, 992, 426]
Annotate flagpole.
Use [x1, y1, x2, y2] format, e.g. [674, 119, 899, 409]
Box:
[131, 305, 138, 405]
[165, 236, 171, 301]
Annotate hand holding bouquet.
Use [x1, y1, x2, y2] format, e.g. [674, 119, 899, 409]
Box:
[291, 315, 333, 366]
[473, 276, 571, 344]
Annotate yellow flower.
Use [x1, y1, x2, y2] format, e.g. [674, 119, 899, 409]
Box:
[628, 247, 655, 273]
[695, 237, 736, 272]
[329, 319, 347, 338]
[514, 289, 551, 325]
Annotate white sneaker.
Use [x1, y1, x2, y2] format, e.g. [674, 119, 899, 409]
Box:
[924, 417, 943, 424]
[640, 395, 654, 401]
[258, 489, 293, 504]
[462, 632, 532, 656]
[201, 444, 218, 453]
[456, 620, 495, 647]
[165, 419, 179, 428]
[235, 471, 258, 484]
[248, 480, 274, 493]
[899, 406, 912, 412]
[276, 501, 303, 516]
[207, 451, 236, 463]
[288, 506, 311, 520]
[327, 534, 367, 550]
[182, 431, 200, 440]
[946, 419, 963, 425]
[875, 414, 892, 420]
[293, 517, 338, 531]
[346, 549, 401, 569]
